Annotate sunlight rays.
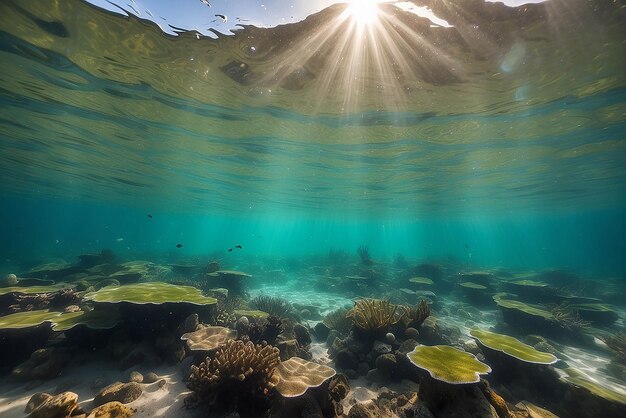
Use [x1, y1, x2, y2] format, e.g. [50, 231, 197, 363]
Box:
[256, 1, 461, 114]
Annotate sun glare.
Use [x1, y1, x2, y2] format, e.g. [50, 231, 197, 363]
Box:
[345, 0, 381, 25]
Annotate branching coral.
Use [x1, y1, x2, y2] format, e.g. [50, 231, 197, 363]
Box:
[347, 299, 402, 333]
[401, 300, 430, 329]
[187, 339, 280, 410]
[549, 303, 591, 332]
[249, 295, 293, 318]
[600, 332, 626, 364]
[323, 308, 352, 336]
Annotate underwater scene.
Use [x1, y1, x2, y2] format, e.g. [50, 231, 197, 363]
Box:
[0, 0, 625, 417]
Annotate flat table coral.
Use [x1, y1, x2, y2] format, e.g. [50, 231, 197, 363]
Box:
[84, 282, 217, 305]
[470, 328, 558, 364]
[273, 357, 336, 397]
[407, 345, 491, 384]
[181, 326, 237, 351]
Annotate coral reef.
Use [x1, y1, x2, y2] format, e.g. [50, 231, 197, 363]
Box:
[322, 307, 352, 336]
[549, 303, 592, 332]
[187, 339, 280, 414]
[84, 282, 218, 305]
[470, 328, 558, 364]
[401, 300, 430, 329]
[249, 295, 293, 318]
[180, 326, 237, 351]
[406, 345, 491, 384]
[347, 298, 402, 333]
[273, 357, 336, 397]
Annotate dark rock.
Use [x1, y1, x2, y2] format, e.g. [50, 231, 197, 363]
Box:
[372, 340, 392, 355]
[345, 336, 368, 355]
[93, 382, 142, 406]
[375, 354, 397, 380]
[326, 330, 340, 347]
[404, 327, 420, 340]
[418, 374, 498, 418]
[143, 372, 159, 384]
[398, 339, 419, 355]
[328, 374, 350, 402]
[344, 369, 359, 380]
[119, 350, 145, 370]
[294, 323, 312, 346]
[347, 401, 383, 418]
[357, 362, 370, 376]
[335, 349, 359, 370]
[181, 313, 199, 334]
[277, 339, 298, 361]
[314, 322, 330, 341]
[129, 371, 143, 383]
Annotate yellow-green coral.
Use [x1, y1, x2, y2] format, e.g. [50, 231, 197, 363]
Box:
[460, 282, 487, 290]
[84, 282, 217, 305]
[0, 309, 60, 329]
[347, 299, 402, 332]
[0, 309, 120, 331]
[407, 345, 491, 384]
[408, 277, 433, 286]
[493, 294, 553, 320]
[470, 328, 557, 364]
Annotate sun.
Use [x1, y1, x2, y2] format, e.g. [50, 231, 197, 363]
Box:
[345, 0, 381, 26]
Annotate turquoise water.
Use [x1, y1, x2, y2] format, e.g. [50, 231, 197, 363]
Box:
[0, 1, 625, 416]
[0, 0, 625, 277]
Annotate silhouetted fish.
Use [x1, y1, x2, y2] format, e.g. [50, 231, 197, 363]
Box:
[147, 214, 153, 218]
[176, 243, 183, 248]
[228, 248, 233, 252]
[235, 244, 242, 249]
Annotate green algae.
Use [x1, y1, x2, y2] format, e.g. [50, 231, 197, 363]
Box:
[84, 282, 217, 305]
[493, 294, 554, 320]
[52, 309, 121, 331]
[407, 345, 491, 384]
[408, 277, 434, 285]
[0, 285, 68, 296]
[460, 282, 487, 290]
[470, 328, 558, 364]
[0, 309, 60, 329]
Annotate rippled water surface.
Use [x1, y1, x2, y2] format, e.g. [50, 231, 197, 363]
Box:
[0, 0, 624, 216]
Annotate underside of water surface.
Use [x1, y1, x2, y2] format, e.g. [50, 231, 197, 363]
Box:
[0, 1, 624, 418]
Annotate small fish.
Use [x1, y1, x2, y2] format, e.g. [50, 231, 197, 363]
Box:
[116, 238, 124, 242]
[228, 248, 233, 252]
[215, 14, 227, 23]
[147, 214, 153, 219]
[235, 244, 242, 249]
[199, 0, 211, 7]
[176, 243, 183, 248]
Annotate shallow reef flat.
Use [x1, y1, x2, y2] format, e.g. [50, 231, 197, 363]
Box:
[0, 250, 625, 418]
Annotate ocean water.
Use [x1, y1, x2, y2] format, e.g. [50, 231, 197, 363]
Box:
[0, 0, 625, 417]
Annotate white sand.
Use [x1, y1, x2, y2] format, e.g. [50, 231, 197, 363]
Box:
[0, 359, 200, 418]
